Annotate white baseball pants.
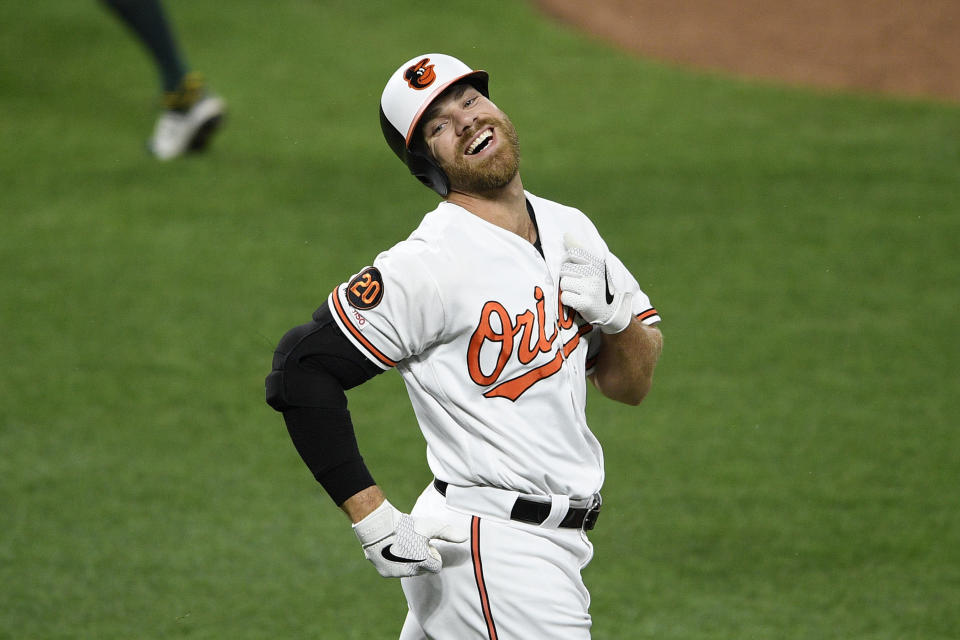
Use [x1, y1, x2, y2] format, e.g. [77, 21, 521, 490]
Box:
[397, 482, 596, 639]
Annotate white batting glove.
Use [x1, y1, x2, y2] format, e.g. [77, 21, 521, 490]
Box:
[352, 500, 468, 578]
[560, 233, 634, 334]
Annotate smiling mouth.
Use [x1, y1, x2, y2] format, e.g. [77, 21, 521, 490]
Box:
[465, 128, 494, 155]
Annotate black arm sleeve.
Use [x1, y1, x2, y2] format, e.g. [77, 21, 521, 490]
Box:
[265, 304, 383, 506]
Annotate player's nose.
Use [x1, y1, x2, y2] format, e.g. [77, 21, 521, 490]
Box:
[453, 110, 478, 137]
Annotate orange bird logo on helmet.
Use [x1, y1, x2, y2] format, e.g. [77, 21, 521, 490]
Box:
[404, 58, 437, 90]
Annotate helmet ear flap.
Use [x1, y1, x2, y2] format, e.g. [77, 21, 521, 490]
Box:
[407, 150, 450, 197]
[379, 106, 407, 162]
[380, 105, 450, 197]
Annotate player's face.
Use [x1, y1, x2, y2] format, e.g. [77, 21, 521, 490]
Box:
[421, 86, 521, 194]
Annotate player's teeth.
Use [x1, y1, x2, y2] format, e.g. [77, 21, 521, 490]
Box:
[467, 130, 492, 155]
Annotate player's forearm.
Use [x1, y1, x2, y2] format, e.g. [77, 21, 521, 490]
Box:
[282, 406, 377, 503]
[591, 321, 662, 405]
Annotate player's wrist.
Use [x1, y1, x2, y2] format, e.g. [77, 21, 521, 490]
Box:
[599, 291, 634, 334]
[342, 485, 387, 524]
[352, 498, 397, 545]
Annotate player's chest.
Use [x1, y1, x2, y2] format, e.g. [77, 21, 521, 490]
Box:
[434, 254, 591, 401]
[440, 244, 566, 336]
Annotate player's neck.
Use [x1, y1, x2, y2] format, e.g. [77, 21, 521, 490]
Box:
[445, 174, 532, 241]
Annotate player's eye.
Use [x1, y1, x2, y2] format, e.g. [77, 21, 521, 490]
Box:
[431, 121, 446, 136]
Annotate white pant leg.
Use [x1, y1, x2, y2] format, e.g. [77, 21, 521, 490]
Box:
[400, 484, 594, 640]
[398, 610, 427, 640]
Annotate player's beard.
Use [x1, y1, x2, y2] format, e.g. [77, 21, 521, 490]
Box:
[441, 114, 521, 194]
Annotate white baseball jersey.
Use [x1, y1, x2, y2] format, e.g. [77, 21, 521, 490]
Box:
[328, 191, 659, 501]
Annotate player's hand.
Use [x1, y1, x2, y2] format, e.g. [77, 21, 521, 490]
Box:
[352, 499, 468, 578]
[560, 233, 634, 334]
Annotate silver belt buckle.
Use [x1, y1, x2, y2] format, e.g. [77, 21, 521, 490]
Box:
[583, 493, 602, 531]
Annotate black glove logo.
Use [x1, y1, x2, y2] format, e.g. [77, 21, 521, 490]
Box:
[381, 544, 425, 564]
[604, 264, 615, 304]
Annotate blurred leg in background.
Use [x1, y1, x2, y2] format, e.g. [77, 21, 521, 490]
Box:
[101, 0, 225, 159]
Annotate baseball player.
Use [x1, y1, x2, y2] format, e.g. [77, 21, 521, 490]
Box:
[101, 0, 225, 158]
[265, 53, 663, 639]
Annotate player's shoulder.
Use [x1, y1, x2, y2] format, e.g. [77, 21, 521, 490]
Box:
[373, 203, 454, 269]
[525, 190, 603, 244]
[526, 191, 598, 229]
[408, 202, 461, 242]
[525, 191, 585, 217]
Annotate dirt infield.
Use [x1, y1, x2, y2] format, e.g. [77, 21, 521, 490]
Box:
[533, 0, 960, 102]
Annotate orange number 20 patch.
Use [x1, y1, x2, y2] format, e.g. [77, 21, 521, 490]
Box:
[346, 267, 384, 310]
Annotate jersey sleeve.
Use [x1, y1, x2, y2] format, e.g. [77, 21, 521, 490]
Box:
[327, 244, 444, 370]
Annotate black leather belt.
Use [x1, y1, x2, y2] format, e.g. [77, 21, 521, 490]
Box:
[433, 479, 600, 531]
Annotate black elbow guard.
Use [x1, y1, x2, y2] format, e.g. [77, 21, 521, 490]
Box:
[265, 304, 381, 411]
[265, 323, 345, 412]
[264, 370, 289, 412]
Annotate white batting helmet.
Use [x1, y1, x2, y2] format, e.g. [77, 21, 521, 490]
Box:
[379, 53, 489, 196]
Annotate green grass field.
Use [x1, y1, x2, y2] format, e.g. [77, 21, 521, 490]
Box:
[2, 1, 958, 638]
